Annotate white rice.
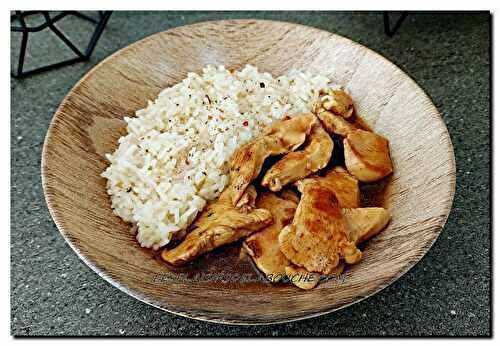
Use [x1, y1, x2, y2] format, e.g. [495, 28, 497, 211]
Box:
[102, 65, 339, 249]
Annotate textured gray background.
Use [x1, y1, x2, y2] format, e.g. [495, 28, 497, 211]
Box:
[11, 11, 490, 336]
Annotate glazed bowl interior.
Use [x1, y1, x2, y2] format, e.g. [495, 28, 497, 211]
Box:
[42, 19, 455, 324]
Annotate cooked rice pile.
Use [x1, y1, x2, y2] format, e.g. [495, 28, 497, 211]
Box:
[102, 65, 340, 249]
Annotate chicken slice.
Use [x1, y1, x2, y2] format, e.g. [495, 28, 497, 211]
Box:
[285, 265, 321, 290]
[262, 123, 334, 192]
[316, 110, 358, 137]
[161, 186, 273, 266]
[234, 181, 258, 209]
[285, 208, 389, 287]
[262, 113, 318, 152]
[283, 206, 390, 286]
[279, 189, 300, 204]
[278, 181, 362, 274]
[342, 207, 391, 244]
[228, 113, 317, 205]
[344, 129, 393, 182]
[314, 89, 354, 118]
[242, 192, 297, 281]
[297, 167, 360, 208]
[229, 138, 268, 206]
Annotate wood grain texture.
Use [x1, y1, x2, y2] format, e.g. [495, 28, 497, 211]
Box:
[41, 20, 456, 325]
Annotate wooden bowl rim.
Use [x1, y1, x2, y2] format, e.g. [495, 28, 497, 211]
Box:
[41, 19, 456, 325]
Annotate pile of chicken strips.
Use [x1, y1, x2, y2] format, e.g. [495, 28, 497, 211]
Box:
[161, 89, 393, 290]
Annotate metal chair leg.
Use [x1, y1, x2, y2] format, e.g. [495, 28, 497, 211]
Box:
[11, 11, 113, 78]
[383, 11, 409, 37]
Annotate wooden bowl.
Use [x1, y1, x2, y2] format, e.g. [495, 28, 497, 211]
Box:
[42, 20, 456, 324]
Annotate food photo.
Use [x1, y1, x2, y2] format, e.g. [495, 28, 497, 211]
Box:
[11, 10, 490, 336]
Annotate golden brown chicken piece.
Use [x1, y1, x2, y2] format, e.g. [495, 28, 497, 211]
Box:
[285, 265, 321, 290]
[316, 110, 358, 137]
[297, 167, 360, 208]
[279, 189, 300, 204]
[285, 207, 390, 288]
[161, 186, 273, 266]
[234, 181, 258, 209]
[229, 138, 269, 206]
[243, 192, 297, 281]
[342, 207, 391, 245]
[262, 123, 334, 192]
[344, 129, 393, 182]
[279, 180, 362, 274]
[284, 206, 390, 288]
[314, 89, 354, 118]
[228, 113, 317, 206]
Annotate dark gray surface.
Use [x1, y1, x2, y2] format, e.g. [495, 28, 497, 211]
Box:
[11, 11, 490, 336]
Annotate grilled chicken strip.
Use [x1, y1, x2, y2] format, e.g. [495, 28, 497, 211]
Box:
[316, 110, 358, 137]
[279, 189, 300, 204]
[161, 185, 273, 266]
[297, 167, 360, 208]
[279, 180, 362, 274]
[243, 192, 297, 281]
[228, 113, 317, 206]
[342, 207, 391, 245]
[284, 206, 389, 289]
[344, 129, 393, 182]
[314, 89, 354, 118]
[262, 123, 333, 192]
[285, 207, 390, 290]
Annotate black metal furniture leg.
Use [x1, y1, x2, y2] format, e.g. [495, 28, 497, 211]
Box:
[85, 12, 112, 58]
[11, 11, 113, 79]
[16, 31, 29, 77]
[383, 11, 409, 37]
[41, 11, 86, 59]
